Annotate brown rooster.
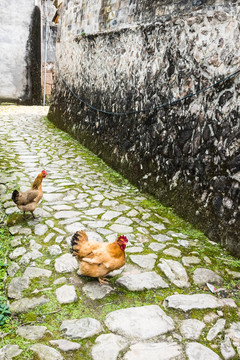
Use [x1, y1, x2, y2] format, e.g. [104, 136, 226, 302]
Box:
[71, 230, 128, 284]
[12, 170, 47, 218]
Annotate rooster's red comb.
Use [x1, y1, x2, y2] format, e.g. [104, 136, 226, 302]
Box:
[117, 235, 128, 242]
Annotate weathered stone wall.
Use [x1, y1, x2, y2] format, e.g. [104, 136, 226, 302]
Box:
[41, 63, 55, 96]
[0, 0, 41, 104]
[49, 0, 240, 256]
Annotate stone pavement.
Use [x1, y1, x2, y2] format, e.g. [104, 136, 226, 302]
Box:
[0, 106, 239, 360]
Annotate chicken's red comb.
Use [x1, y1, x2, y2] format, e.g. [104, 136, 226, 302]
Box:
[118, 235, 128, 242]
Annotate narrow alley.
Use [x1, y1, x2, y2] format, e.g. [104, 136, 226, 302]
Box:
[0, 106, 239, 359]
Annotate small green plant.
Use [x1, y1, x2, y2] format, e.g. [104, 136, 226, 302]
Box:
[0, 261, 8, 268]
[0, 214, 13, 328]
[0, 297, 11, 326]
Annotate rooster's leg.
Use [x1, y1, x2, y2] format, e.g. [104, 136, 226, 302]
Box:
[98, 277, 109, 284]
[31, 211, 35, 219]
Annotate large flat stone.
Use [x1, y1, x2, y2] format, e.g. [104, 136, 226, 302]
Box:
[149, 243, 166, 251]
[83, 220, 108, 228]
[207, 319, 226, 341]
[158, 259, 190, 288]
[101, 210, 122, 220]
[48, 244, 62, 256]
[7, 277, 29, 299]
[109, 224, 133, 233]
[92, 334, 128, 360]
[44, 232, 55, 243]
[164, 294, 236, 312]
[152, 234, 171, 242]
[182, 256, 201, 267]
[84, 208, 105, 216]
[9, 246, 27, 260]
[9, 225, 31, 236]
[83, 231, 104, 242]
[105, 305, 175, 340]
[56, 285, 77, 304]
[17, 325, 49, 340]
[180, 319, 205, 340]
[193, 268, 224, 286]
[163, 247, 182, 257]
[82, 282, 113, 300]
[23, 266, 52, 279]
[148, 221, 166, 231]
[50, 339, 81, 352]
[54, 210, 81, 219]
[226, 322, 240, 347]
[0, 345, 22, 359]
[116, 271, 168, 291]
[34, 224, 48, 235]
[186, 342, 221, 360]
[51, 205, 73, 211]
[221, 335, 236, 359]
[115, 216, 133, 225]
[124, 342, 184, 360]
[9, 295, 49, 314]
[7, 262, 20, 277]
[30, 344, 63, 360]
[54, 253, 79, 273]
[129, 254, 157, 270]
[34, 208, 51, 217]
[19, 250, 43, 266]
[65, 222, 85, 233]
[60, 318, 102, 339]
[126, 246, 144, 253]
[43, 193, 65, 202]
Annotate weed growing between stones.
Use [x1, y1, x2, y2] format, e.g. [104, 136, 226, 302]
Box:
[0, 219, 20, 337]
[0, 227, 11, 328]
[0, 300, 11, 327]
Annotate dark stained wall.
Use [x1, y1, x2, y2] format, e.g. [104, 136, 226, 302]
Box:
[49, 0, 240, 256]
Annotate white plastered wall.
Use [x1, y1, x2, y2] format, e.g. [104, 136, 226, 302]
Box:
[0, 0, 36, 100]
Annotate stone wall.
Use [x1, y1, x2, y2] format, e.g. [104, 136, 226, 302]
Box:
[49, 0, 240, 256]
[0, 0, 41, 104]
[41, 63, 55, 97]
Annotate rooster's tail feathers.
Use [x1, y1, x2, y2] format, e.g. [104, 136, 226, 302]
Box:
[12, 190, 19, 203]
[70, 230, 88, 256]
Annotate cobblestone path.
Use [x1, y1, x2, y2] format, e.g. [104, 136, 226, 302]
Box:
[0, 106, 239, 360]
